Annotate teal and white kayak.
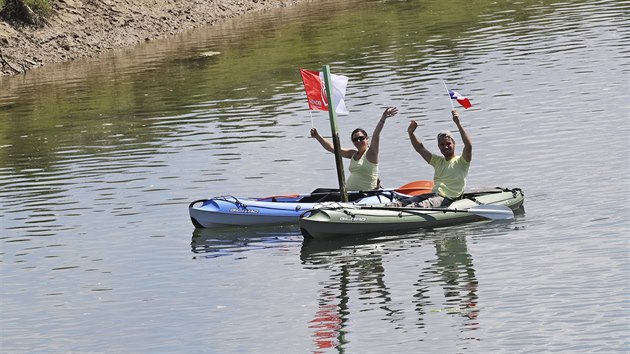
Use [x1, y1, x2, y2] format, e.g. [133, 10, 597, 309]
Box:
[298, 187, 525, 238]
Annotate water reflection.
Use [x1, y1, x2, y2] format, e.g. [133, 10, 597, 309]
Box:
[190, 225, 302, 259]
[432, 235, 479, 321]
[301, 230, 480, 351]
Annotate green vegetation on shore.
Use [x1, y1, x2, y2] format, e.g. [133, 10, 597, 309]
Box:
[0, 0, 52, 25]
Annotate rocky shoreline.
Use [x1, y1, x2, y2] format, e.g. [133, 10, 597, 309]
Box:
[0, 0, 306, 77]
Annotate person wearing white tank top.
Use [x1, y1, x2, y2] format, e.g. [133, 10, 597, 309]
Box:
[310, 107, 398, 191]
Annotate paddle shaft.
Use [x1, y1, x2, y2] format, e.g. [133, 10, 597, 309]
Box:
[359, 204, 514, 220]
[361, 206, 470, 213]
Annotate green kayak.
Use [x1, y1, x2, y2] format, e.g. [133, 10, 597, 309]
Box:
[299, 187, 524, 238]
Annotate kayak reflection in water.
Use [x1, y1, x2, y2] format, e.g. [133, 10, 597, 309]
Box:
[310, 107, 398, 191]
[399, 109, 472, 208]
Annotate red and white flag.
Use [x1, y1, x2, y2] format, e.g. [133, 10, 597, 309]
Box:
[300, 69, 349, 115]
[449, 90, 473, 109]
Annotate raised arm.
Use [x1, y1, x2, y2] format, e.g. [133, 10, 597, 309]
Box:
[408, 120, 433, 164]
[452, 110, 472, 162]
[366, 107, 398, 164]
[310, 128, 355, 159]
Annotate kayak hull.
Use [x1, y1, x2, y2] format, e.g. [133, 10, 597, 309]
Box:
[299, 187, 525, 238]
[189, 192, 399, 228]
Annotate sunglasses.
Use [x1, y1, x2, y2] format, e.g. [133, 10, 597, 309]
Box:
[352, 135, 367, 143]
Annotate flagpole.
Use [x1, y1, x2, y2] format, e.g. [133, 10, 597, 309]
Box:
[322, 65, 348, 202]
[442, 80, 455, 110]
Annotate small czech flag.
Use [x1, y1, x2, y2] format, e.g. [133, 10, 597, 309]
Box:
[449, 90, 472, 109]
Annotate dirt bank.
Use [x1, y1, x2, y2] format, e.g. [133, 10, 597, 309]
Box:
[0, 0, 306, 77]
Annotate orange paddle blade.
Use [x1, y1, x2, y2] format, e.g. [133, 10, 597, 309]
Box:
[394, 180, 434, 196]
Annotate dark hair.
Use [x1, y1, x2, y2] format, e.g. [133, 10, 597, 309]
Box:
[351, 128, 368, 139]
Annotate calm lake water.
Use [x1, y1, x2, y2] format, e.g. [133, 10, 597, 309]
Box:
[1, 0, 628, 352]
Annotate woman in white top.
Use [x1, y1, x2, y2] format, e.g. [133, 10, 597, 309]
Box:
[310, 107, 398, 191]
